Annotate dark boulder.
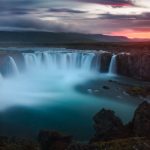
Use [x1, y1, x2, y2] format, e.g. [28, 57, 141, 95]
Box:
[38, 131, 72, 150]
[131, 101, 150, 138]
[102, 86, 110, 90]
[93, 108, 125, 141]
[67, 143, 99, 150]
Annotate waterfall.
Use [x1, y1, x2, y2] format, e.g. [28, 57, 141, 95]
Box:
[108, 54, 117, 75]
[23, 51, 98, 72]
[0, 50, 119, 78]
[0, 73, 3, 82]
[8, 56, 19, 75]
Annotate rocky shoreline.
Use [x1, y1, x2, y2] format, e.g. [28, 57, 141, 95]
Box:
[0, 101, 150, 150]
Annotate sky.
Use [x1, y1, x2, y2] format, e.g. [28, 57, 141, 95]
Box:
[0, 0, 150, 39]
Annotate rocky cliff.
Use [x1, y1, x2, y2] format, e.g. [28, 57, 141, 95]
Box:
[117, 52, 150, 81]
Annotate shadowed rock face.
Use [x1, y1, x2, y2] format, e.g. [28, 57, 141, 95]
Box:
[67, 143, 99, 150]
[93, 109, 125, 141]
[100, 53, 112, 72]
[131, 101, 150, 138]
[117, 53, 150, 81]
[92, 101, 150, 142]
[38, 131, 72, 150]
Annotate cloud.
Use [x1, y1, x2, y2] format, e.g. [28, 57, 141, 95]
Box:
[0, 0, 149, 38]
[75, 0, 133, 6]
[99, 12, 150, 20]
[47, 8, 87, 14]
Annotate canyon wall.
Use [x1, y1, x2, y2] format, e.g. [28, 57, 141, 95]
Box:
[117, 52, 150, 81]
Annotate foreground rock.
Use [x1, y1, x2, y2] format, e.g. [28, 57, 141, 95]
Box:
[92, 101, 150, 142]
[38, 131, 72, 150]
[0, 102, 150, 150]
[0, 136, 149, 150]
[0, 136, 38, 150]
[131, 101, 150, 138]
[67, 143, 99, 150]
[93, 108, 125, 141]
[95, 137, 150, 150]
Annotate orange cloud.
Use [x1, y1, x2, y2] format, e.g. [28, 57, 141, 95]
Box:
[111, 30, 150, 39]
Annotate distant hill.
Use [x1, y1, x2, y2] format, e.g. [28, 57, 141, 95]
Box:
[0, 31, 129, 43]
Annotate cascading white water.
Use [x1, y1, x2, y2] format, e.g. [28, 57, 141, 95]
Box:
[23, 51, 98, 72]
[1, 51, 118, 78]
[8, 56, 19, 75]
[0, 50, 119, 79]
[109, 54, 117, 75]
[0, 50, 102, 110]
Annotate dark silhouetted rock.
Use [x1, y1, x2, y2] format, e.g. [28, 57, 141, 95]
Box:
[96, 137, 150, 150]
[93, 108, 125, 141]
[131, 101, 150, 138]
[67, 143, 99, 150]
[102, 86, 110, 90]
[100, 52, 112, 72]
[38, 131, 72, 150]
[0, 136, 38, 150]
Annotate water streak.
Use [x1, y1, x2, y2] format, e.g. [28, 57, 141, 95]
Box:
[109, 54, 117, 75]
[8, 56, 19, 75]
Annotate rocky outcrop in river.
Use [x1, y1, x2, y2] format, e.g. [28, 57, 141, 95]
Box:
[92, 101, 150, 142]
[131, 101, 150, 138]
[92, 109, 125, 141]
